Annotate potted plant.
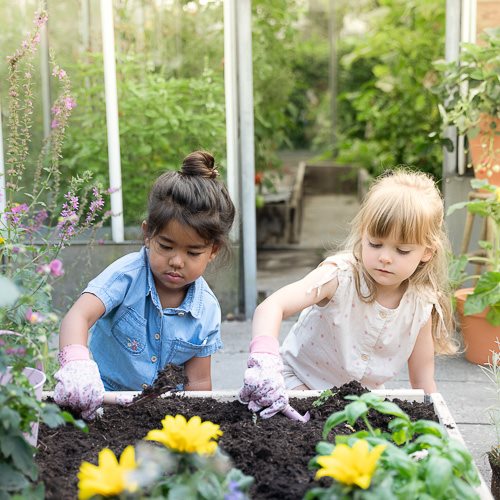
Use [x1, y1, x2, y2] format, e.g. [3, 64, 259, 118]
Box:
[432, 27, 500, 184]
[480, 342, 500, 498]
[447, 179, 500, 364]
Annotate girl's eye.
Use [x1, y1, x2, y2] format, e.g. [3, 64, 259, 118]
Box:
[188, 252, 203, 257]
[368, 241, 382, 248]
[159, 244, 172, 251]
[397, 249, 411, 255]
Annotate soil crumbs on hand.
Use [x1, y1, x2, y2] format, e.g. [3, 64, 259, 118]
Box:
[132, 364, 187, 402]
[37, 381, 437, 500]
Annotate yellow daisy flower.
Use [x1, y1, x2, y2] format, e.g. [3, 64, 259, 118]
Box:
[78, 445, 137, 499]
[315, 439, 386, 490]
[145, 414, 223, 455]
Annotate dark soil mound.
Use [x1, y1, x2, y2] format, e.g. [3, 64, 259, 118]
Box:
[36, 381, 437, 499]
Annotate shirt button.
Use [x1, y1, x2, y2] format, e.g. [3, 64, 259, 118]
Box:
[142, 383, 148, 390]
[379, 311, 387, 319]
[178, 311, 185, 316]
[361, 354, 369, 361]
[151, 355, 157, 363]
[127, 342, 131, 347]
[154, 333, 160, 340]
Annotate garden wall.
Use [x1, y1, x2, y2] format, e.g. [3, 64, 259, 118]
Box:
[52, 241, 241, 317]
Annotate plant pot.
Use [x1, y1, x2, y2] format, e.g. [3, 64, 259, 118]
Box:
[455, 288, 500, 365]
[0, 366, 46, 446]
[489, 449, 500, 500]
[468, 116, 500, 186]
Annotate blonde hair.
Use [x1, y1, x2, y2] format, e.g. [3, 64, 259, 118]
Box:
[343, 169, 457, 355]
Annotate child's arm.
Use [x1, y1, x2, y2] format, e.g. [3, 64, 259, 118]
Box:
[252, 264, 339, 340]
[239, 264, 338, 419]
[184, 356, 212, 391]
[59, 293, 106, 348]
[407, 316, 437, 394]
[54, 293, 106, 420]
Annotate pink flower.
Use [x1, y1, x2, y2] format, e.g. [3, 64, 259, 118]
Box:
[49, 259, 64, 277]
[36, 264, 51, 274]
[26, 308, 44, 324]
[64, 97, 76, 110]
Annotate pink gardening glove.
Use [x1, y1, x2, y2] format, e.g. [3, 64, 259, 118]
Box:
[54, 345, 105, 420]
[238, 336, 289, 419]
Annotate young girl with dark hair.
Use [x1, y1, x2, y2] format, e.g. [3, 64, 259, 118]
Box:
[54, 151, 235, 419]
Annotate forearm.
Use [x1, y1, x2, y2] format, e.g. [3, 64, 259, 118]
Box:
[184, 377, 211, 391]
[410, 376, 437, 394]
[59, 311, 90, 348]
[251, 300, 285, 340]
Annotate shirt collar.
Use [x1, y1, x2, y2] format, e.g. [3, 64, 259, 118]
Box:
[142, 246, 204, 318]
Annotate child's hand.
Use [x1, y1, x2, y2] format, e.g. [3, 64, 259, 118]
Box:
[238, 352, 289, 418]
[53, 345, 105, 420]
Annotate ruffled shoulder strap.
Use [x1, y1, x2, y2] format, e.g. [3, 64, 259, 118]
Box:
[306, 253, 353, 297]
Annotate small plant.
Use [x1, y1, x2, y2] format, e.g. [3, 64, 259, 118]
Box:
[0, 10, 109, 376]
[306, 392, 480, 499]
[77, 414, 254, 499]
[0, 333, 86, 499]
[480, 341, 500, 465]
[447, 179, 500, 325]
[432, 27, 500, 178]
[312, 389, 335, 409]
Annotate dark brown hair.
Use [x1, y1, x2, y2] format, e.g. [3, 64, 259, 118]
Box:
[144, 151, 235, 260]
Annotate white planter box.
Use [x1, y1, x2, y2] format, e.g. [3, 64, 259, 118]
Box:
[43, 389, 493, 499]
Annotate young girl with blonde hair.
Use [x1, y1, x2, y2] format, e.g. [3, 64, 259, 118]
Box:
[239, 169, 457, 419]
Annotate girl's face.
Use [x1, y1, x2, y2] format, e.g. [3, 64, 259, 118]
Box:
[143, 219, 218, 299]
[361, 232, 432, 289]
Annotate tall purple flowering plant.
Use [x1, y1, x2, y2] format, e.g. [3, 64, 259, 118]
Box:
[0, 10, 110, 376]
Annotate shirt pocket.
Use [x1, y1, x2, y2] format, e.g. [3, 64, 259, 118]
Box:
[111, 307, 147, 355]
[167, 338, 208, 366]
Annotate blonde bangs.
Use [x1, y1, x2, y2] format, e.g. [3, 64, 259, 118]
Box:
[362, 186, 435, 245]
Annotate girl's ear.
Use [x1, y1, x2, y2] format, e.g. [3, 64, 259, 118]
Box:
[421, 248, 434, 263]
[209, 244, 220, 262]
[142, 221, 149, 247]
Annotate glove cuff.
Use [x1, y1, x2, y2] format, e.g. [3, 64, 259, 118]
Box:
[249, 335, 280, 356]
[58, 344, 90, 367]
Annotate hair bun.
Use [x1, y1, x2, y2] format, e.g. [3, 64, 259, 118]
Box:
[181, 150, 218, 179]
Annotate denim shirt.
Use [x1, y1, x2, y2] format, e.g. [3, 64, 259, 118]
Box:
[85, 247, 222, 391]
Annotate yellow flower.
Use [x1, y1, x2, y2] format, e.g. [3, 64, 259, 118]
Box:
[78, 445, 137, 499]
[495, 187, 500, 203]
[145, 414, 223, 455]
[0, 237, 4, 244]
[315, 439, 386, 490]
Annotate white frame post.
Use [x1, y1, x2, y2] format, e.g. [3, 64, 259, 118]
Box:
[224, 0, 257, 318]
[100, 0, 124, 242]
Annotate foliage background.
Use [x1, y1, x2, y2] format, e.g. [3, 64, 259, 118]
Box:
[0, 0, 448, 227]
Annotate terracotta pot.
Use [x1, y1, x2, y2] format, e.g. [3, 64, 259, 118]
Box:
[468, 116, 500, 187]
[455, 288, 500, 365]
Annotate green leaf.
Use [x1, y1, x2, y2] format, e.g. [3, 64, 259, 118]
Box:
[0, 463, 30, 491]
[412, 420, 445, 437]
[315, 441, 335, 456]
[425, 456, 453, 498]
[345, 401, 368, 425]
[322, 410, 347, 440]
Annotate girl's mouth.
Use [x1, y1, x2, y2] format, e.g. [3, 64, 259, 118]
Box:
[164, 272, 183, 283]
[376, 268, 392, 274]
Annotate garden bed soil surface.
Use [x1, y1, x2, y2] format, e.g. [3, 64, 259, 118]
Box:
[37, 381, 437, 500]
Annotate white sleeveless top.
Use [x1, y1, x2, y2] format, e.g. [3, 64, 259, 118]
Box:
[281, 253, 437, 390]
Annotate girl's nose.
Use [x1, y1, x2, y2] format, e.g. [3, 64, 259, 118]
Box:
[379, 252, 392, 264]
[169, 254, 184, 269]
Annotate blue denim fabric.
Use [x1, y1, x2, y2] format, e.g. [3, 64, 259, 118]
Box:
[85, 247, 222, 390]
